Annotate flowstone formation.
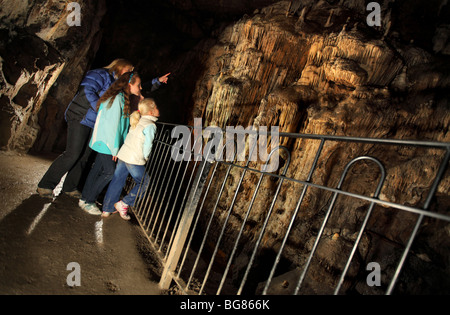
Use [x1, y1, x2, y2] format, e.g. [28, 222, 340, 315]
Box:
[189, 1, 450, 294]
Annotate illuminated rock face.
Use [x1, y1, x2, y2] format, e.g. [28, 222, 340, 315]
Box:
[189, 1, 450, 294]
[0, 30, 65, 152]
[0, 0, 106, 152]
[0, 0, 448, 293]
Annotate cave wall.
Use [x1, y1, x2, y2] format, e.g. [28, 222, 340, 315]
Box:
[0, 0, 449, 294]
[0, 0, 106, 152]
[1, 0, 281, 153]
[189, 0, 450, 294]
[88, 0, 282, 128]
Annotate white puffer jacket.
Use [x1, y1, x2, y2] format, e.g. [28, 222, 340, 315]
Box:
[117, 116, 158, 165]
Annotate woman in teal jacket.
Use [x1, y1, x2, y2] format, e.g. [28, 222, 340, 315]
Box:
[79, 71, 142, 215]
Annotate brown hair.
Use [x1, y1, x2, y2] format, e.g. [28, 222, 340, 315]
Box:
[104, 59, 134, 79]
[96, 71, 140, 117]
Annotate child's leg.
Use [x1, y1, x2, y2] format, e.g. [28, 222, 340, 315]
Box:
[122, 164, 148, 207]
[82, 153, 116, 204]
[103, 160, 130, 213]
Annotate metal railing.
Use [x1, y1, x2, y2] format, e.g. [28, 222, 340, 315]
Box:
[130, 122, 450, 295]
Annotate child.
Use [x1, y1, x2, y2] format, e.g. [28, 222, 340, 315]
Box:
[79, 71, 143, 215]
[101, 98, 159, 220]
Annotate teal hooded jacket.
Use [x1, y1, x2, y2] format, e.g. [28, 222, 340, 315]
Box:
[89, 93, 130, 156]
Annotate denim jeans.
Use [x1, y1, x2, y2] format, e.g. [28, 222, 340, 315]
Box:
[81, 153, 116, 204]
[38, 120, 92, 192]
[102, 160, 149, 213]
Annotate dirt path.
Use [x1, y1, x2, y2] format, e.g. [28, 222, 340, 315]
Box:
[0, 151, 162, 295]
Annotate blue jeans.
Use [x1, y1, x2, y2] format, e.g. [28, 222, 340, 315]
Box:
[81, 153, 116, 203]
[102, 160, 149, 213]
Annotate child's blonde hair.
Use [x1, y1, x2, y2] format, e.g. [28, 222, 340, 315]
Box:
[130, 98, 158, 129]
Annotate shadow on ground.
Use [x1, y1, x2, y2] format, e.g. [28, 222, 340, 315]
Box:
[0, 193, 162, 295]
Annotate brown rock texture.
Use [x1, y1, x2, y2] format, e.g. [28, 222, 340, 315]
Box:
[189, 1, 450, 294]
[0, 0, 448, 295]
[0, 0, 106, 152]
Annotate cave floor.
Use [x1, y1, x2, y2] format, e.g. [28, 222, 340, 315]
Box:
[0, 151, 162, 295]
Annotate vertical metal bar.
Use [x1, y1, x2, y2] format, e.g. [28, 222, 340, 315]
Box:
[386, 148, 450, 295]
[177, 160, 217, 279]
[164, 134, 204, 259]
[294, 156, 376, 294]
[158, 128, 194, 252]
[143, 131, 172, 231]
[333, 157, 386, 294]
[136, 143, 161, 223]
[178, 141, 236, 283]
[186, 160, 235, 290]
[159, 158, 213, 290]
[164, 158, 200, 256]
[216, 165, 265, 294]
[143, 131, 171, 229]
[199, 139, 258, 295]
[135, 126, 164, 218]
[217, 143, 289, 295]
[154, 144, 184, 243]
[262, 138, 325, 294]
[149, 137, 176, 235]
[159, 159, 189, 252]
[137, 135, 166, 226]
[237, 146, 291, 295]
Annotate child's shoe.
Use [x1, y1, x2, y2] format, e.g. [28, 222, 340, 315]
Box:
[114, 201, 131, 221]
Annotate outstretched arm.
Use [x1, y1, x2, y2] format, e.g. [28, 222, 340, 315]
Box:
[142, 73, 171, 93]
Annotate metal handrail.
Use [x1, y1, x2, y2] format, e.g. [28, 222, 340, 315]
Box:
[131, 121, 450, 295]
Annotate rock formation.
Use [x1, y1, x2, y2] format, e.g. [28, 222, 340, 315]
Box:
[0, 0, 448, 294]
[188, 1, 450, 294]
[0, 0, 106, 152]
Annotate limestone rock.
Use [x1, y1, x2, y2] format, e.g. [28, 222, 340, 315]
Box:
[192, 0, 450, 294]
[0, 0, 106, 152]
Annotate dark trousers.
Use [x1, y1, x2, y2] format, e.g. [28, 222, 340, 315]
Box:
[81, 153, 116, 204]
[38, 120, 92, 193]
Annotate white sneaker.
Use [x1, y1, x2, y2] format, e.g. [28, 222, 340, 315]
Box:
[78, 199, 86, 208]
[114, 201, 131, 221]
[82, 202, 102, 216]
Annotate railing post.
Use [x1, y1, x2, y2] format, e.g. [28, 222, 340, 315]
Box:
[159, 158, 213, 290]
